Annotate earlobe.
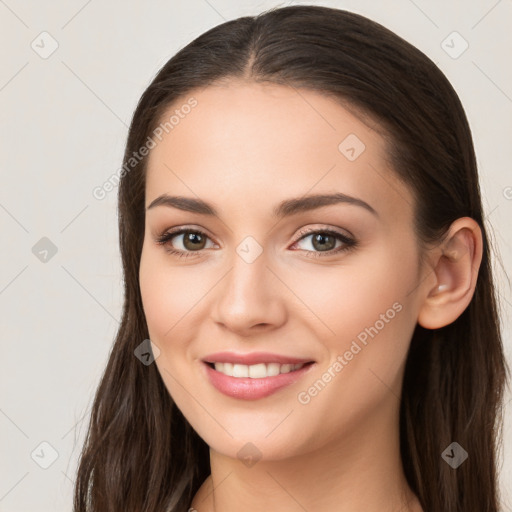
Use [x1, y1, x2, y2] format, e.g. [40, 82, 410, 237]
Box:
[417, 218, 483, 330]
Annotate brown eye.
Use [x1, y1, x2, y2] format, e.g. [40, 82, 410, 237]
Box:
[310, 233, 337, 251]
[292, 228, 358, 258]
[181, 231, 207, 251]
[155, 228, 215, 257]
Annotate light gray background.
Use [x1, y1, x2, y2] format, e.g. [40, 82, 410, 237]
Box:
[0, 1, 511, 510]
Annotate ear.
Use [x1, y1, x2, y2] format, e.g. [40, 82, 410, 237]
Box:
[417, 217, 483, 330]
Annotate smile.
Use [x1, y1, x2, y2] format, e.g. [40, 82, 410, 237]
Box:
[202, 361, 316, 400]
[209, 361, 308, 378]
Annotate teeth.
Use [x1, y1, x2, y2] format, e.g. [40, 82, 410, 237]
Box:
[212, 362, 306, 378]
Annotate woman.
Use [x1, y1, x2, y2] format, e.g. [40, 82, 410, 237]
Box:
[73, 5, 509, 512]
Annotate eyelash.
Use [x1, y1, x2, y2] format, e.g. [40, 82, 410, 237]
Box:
[155, 226, 358, 260]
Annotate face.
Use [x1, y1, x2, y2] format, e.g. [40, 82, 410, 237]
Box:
[139, 81, 424, 461]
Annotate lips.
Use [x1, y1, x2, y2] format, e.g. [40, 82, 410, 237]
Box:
[202, 351, 315, 366]
[202, 359, 316, 400]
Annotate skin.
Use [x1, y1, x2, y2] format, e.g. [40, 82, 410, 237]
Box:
[139, 81, 482, 512]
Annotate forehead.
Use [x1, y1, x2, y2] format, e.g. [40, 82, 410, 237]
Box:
[145, 82, 414, 224]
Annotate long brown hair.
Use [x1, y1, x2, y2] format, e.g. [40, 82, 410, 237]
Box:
[73, 5, 509, 511]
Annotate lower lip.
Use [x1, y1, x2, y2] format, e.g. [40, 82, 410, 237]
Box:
[202, 361, 316, 400]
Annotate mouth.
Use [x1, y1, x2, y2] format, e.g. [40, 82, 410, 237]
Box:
[205, 361, 315, 378]
[201, 360, 317, 400]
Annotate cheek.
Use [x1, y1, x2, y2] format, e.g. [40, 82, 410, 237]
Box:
[139, 249, 205, 405]
[139, 248, 206, 342]
[289, 245, 417, 339]
[289, 242, 418, 396]
[289, 266, 416, 449]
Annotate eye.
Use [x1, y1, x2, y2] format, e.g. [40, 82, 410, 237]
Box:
[291, 228, 358, 258]
[155, 228, 217, 258]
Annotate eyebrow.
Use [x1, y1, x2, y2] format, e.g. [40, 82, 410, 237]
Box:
[146, 192, 378, 218]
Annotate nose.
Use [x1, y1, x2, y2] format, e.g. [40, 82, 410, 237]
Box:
[210, 248, 288, 336]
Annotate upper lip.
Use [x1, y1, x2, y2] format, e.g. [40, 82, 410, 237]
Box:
[202, 351, 315, 365]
